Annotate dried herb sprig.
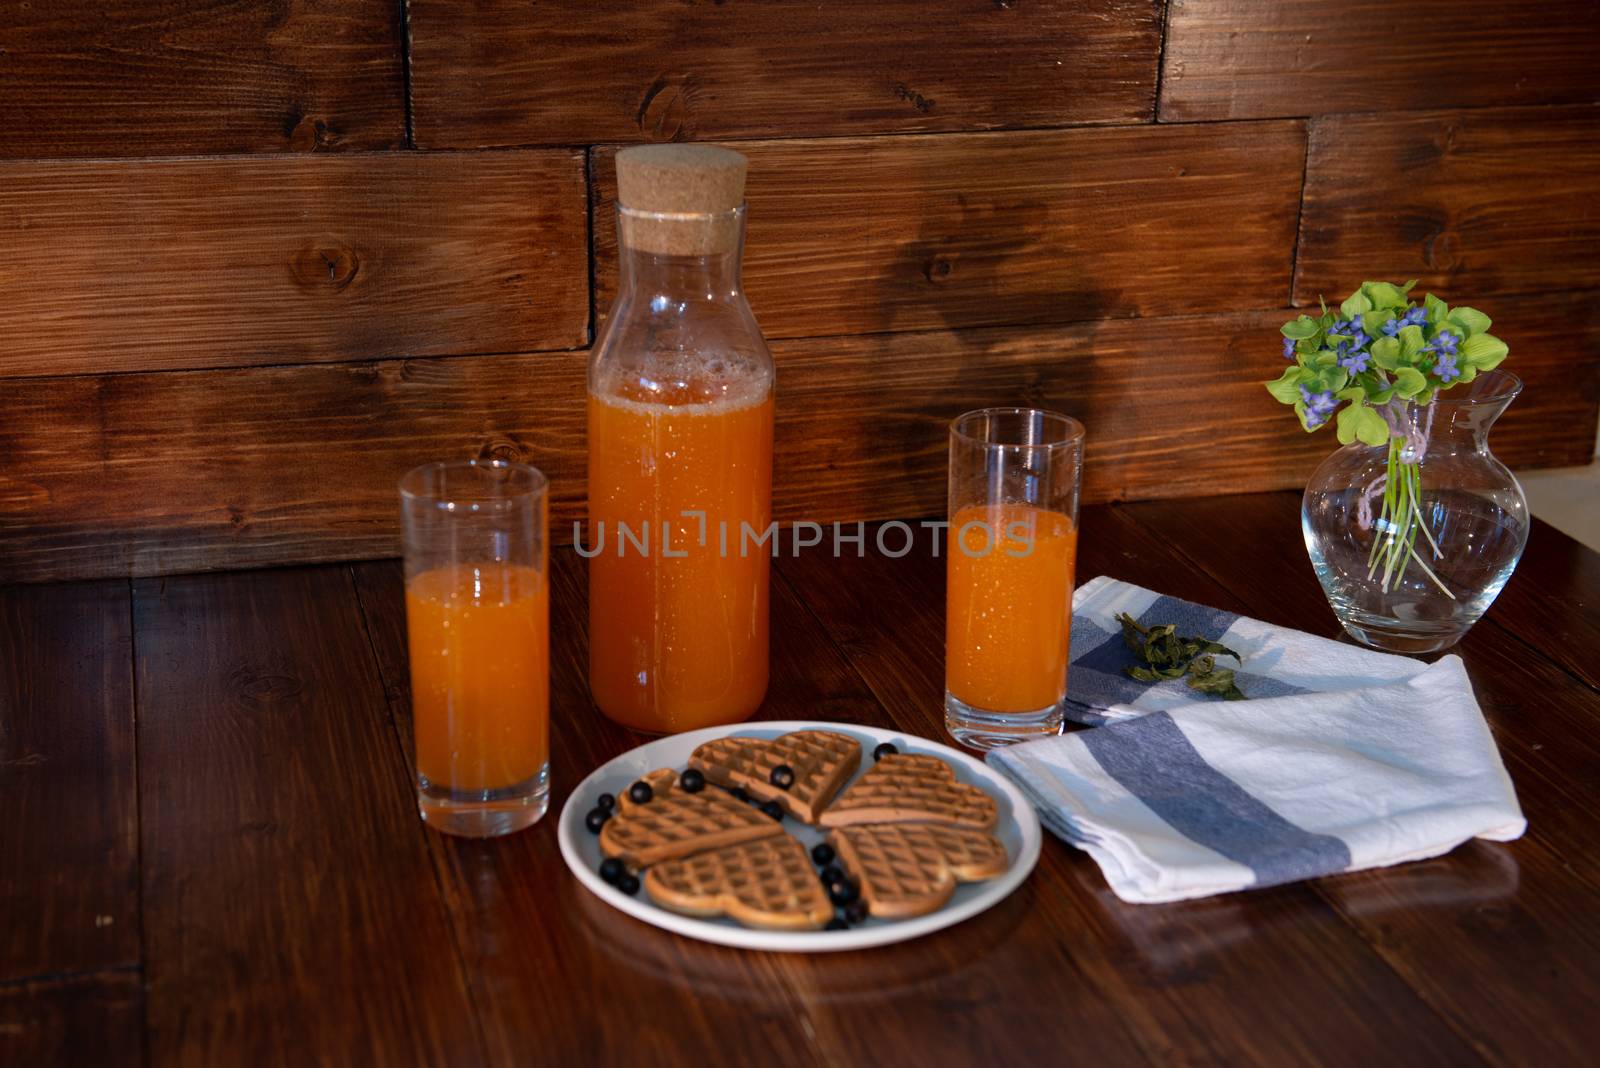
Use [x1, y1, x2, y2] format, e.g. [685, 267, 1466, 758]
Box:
[1116, 613, 1246, 701]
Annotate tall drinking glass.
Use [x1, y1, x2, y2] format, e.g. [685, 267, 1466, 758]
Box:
[945, 408, 1085, 750]
[400, 460, 550, 837]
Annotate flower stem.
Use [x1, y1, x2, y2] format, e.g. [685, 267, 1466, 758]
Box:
[1365, 435, 1454, 598]
[1407, 461, 1444, 561]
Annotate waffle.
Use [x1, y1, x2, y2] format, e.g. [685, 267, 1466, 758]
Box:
[645, 835, 835, 930]
[828, 823, 1009, 919]
[818, 753, 999, 830]
[688, 729, 861, 823]
[599, 769, 782, 868]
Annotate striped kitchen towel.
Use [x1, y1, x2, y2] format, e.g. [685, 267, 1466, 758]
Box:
[990, 653, 1525, 904]
[1063, 576, 1429, 725]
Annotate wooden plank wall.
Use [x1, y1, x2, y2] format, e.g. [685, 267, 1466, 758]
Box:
[0, 1, 1596, 581]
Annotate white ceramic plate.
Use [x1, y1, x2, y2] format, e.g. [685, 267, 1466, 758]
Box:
[557, 720, 1042, 953]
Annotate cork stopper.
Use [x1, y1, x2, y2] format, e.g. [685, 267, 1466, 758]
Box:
[615, 144, 748, 256]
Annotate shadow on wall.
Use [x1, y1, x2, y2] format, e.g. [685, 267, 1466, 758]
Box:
[870, 191, 1127, 512]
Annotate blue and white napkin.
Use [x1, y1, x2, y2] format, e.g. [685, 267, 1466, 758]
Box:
[988, 579, 1526, 904]
[1063, 576, 1429, 725]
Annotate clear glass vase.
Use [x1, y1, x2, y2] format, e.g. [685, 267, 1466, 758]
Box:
[1302, 370, 1529, 654]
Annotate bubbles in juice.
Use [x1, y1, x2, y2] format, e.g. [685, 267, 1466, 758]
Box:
[945, 503, 1077, 713]
[406, 563, 549, 791]
[586, 376, 773, 733]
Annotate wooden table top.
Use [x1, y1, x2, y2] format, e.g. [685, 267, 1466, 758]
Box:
[5, 491, 1599, 1066]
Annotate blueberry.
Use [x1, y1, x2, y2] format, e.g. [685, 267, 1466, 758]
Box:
[842, 900, 869, 925]
[628, 780, 653, 805]
[824, 917, 849, 931]
[599, 858, 625, 884]
[818, 864, 845, 886]
[617, 873, 641, 896]
[595, 792, 616, 812]
[728, 786, 751, 804]
[827, 879, 860, 906]
[769, 764, 795, 790]
[873, 742, 899, 762]
[760, 800, 785, 821]
[680, 768, 706, 793]
[584, 807, 610, 834]
[810, 843, 836, 867]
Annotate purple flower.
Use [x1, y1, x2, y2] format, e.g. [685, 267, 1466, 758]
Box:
[1381, 307, 1425, 336]
[1328, 322, 1370, 374]
[1283, 336, 1298, 360]
[1299, 385, 1339, 428]
[1427, 330, 1459, 357]
[1339, 349, 1372, 374]
[1433, 353, 1462, 383]
[1335, 331, 1368, 355]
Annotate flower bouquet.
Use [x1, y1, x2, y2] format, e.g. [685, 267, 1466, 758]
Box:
[1265, 280, 1509, 597]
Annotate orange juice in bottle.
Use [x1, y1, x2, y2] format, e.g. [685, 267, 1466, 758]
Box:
[587, 145, 774, 733]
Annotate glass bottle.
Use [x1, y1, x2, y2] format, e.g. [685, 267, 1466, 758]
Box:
[586, 145, 774, 733]
[1303, 370, 1529, 653]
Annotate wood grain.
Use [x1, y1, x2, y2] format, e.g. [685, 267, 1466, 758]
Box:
[409, 0, 1161, 148]
[0, 352, 586, 582]
[764, 294, 1598, 521]
[1116, 493, 1600, 1061]
[1160, 1, 1600, 122]
[3, 290, 1594, 583]
[1492, 522, 1600, 692]
[1295, 106, 1600, 304]
[774, 517, 1485, 1065]
[132, 567, 485, 1065]
[0, 1, 404, 157]
[593, 124, 1307, 339]
[0, 151, 587, 378]
[0, 972, 142, 1068]
[0, 581, 137, 983]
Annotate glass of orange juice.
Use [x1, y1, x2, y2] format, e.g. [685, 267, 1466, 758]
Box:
[945, 408, 1084, 750]
[400, 460, 549, 837]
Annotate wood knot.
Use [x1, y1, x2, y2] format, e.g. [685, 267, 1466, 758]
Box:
[892, 83, 935, 114]
[229, 666, 305, 708]
[292, 243, 359, 291]
[922, 255, 955, 284]
[1422, 228, 1460, 272]
[478, 436, 532, 464]
[637, 75, 694, 141]
[286, 113, 337, 151]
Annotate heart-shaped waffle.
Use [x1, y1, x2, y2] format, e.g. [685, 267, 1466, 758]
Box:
[828, 823, 1008, 919]
[818, 753, 998, 830]
[645, 835, 834, 930]
[599, 769, 781, 868]
[688, 729, 861, 823]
